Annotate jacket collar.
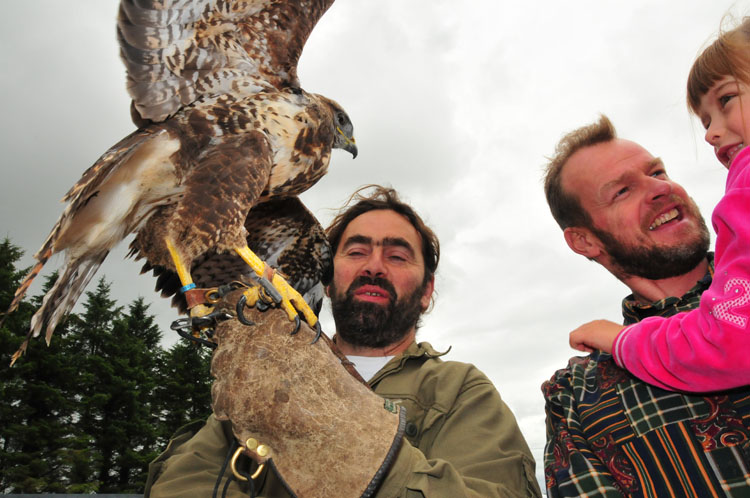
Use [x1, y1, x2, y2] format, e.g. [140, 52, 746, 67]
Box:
[368, 341, 449, 385]
[621, 253, 714, 325]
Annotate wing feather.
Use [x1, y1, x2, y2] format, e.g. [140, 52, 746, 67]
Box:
[119, 0, 336, 121]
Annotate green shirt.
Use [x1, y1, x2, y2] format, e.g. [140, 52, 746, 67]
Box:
[146, 341, 541, 497]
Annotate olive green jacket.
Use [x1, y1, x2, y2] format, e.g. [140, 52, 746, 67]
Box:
[145, 341, 541, 497]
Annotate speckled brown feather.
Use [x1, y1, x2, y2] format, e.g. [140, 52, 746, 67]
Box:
[119, 0, 336, 122]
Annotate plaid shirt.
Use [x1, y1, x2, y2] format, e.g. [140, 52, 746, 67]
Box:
[543, 255, 750, 497]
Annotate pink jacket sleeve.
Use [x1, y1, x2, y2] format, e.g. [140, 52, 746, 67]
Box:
[612, 147, 750, 392]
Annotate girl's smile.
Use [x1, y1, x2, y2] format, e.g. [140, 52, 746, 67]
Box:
[699, 76, 750, 169]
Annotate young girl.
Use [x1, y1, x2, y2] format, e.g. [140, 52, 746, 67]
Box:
[569, 18, 750, 392]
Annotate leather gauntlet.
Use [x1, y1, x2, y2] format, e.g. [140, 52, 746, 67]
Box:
[211, 290, 405, 497]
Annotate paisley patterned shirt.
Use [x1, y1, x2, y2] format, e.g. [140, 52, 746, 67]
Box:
[543, 254, 750, 497]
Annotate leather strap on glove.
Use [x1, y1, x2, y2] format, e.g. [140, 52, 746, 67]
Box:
[211, 289, 406, 498]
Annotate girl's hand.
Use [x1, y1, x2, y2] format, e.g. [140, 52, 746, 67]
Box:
[569, 319, 624, 353]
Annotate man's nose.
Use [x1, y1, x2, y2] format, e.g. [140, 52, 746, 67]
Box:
[361, 250, 386, 277]
[646, 176, 672, 202]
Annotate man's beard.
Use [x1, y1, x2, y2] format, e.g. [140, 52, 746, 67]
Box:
[590, 199, 710, 280]
[330, 275, 427, 349]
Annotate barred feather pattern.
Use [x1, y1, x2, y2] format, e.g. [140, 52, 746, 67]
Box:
[118, 0, 334, 122]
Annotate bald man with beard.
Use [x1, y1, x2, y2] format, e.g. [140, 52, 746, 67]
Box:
[542, 115, 750, 497]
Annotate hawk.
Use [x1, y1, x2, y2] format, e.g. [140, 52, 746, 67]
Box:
[6, 0, 356, 363]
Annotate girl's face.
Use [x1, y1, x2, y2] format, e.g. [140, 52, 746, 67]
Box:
[699, 75, 750, 169]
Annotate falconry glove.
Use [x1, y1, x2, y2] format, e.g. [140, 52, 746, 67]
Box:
[211, 290, 406, 498]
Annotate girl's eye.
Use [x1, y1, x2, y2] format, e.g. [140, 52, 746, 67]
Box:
[719, 94, 735, 107]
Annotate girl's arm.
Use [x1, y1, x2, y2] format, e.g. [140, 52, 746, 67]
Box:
[569, 319, 624, 353]
[612, 148, 750, 392]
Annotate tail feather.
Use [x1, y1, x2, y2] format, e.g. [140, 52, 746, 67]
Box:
[6, 129, 157, 326]
[8, 127, 169, 366]
[3, 246, 54, 318]
[11, 251, 108, 365]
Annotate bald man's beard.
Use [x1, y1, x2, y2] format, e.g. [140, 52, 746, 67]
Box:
[589, 199, 710, 280]
[330, 276, 427, 349]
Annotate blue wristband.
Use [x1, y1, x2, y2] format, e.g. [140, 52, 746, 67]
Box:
[180, 283, 197, 293]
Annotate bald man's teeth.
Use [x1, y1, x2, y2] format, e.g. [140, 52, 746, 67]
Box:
[649, 209, 678, 230]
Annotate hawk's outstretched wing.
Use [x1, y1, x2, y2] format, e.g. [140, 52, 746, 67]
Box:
[119, 0, 335, 122]
[7, 0, 356, 364]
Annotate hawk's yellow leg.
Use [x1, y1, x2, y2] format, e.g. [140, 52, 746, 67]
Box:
[235, 246, 318, 328]
[165, 237, 212, 318]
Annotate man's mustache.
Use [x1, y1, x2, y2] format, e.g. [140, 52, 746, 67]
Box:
[346, 276, 398, 304]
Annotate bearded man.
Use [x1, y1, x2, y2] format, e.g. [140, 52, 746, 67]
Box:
[146, 185, 541, 497]
[542, 115, 750, 497]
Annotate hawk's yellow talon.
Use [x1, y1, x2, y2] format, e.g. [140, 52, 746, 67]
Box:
[234, 246, 319, 329]
[272, 274, 318, 327]
[190, 304, 213, 319]
[240, 287, 265, 307]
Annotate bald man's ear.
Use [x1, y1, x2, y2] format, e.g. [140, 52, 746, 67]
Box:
[324, 285, 331, 297]
[563, 227, 602, 260]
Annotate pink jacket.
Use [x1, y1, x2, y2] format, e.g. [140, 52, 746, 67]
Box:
[612, 146, 750, 391]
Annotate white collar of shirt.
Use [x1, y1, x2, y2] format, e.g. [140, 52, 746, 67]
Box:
[346, 355, 394, 382]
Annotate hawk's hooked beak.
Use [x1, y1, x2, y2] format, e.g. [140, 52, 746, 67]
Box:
[336, 126, 358, 159]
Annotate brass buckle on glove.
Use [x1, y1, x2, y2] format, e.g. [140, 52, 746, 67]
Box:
[231, 438, 270, 481]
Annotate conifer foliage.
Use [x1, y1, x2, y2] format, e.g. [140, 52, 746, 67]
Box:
[0, 238, 213, 493]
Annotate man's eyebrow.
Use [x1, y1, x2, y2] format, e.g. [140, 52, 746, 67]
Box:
[600, 157, 664, 194]
[382, 237, 415, 256]
[600, 173, 628, 195]
[649, 157, 664, 169]
[340, 235, 415, 256]
[341, 234, 372, 250]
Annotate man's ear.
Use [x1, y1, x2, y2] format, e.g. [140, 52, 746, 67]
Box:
[563, 227, 602, 259]
[420, 275, 435, 312]
[324, 285, 331, 297]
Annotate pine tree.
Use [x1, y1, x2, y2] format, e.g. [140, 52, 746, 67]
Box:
[0, 241, 77, 493]
[0, 237, 216, 493]
[108, 297, 164, 492]
[65, 278, 123, 492]
[65, 285, 169, 493]
[155, 340, 213, 446]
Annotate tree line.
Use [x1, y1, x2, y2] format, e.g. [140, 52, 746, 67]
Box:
[0, 238, 213, 493]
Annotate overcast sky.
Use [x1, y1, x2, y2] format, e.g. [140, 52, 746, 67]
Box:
[1, 0, 747, 490]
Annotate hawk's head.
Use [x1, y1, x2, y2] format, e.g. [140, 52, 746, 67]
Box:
[322, 97, 357, 159]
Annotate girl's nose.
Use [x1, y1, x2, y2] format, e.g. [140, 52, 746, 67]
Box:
[704, 119, 723, 147]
